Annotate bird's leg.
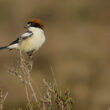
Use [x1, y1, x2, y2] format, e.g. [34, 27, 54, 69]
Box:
[27, 52, 33, 60]
[27, 50, 35, 60]
[26, 51, 33, 71]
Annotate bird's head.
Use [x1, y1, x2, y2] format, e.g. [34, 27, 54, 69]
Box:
[24, 19, 44, 30]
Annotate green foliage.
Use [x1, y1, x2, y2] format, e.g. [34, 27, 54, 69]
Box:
[23, 80, 74, 110]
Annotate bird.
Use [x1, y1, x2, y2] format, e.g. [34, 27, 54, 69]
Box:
[0, 19, 46, 57]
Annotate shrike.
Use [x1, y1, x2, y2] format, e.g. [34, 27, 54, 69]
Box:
[0, 19, 46, 56]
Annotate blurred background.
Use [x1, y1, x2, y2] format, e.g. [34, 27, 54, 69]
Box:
[0, 0, 110, 110]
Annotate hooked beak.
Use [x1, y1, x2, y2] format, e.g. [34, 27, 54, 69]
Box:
[24, 24, 30, 28]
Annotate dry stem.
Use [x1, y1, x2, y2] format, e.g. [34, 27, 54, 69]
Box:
[9, 51, 38, 106]
[0, 89, 8, 110]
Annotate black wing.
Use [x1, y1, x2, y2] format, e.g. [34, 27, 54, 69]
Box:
[9, 38, 19, 46]
[8, 31, 33, 46]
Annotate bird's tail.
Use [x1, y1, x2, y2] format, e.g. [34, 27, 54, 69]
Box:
[0, 46, 8, 50]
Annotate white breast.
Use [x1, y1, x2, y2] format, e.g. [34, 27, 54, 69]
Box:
[20, 27, 46, 53]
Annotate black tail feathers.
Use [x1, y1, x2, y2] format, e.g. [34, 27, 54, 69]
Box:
[0, 46, 7, 50]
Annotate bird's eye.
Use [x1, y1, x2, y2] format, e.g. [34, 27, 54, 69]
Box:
[31, 22, 35, 25]
[27, 22, 31, 24]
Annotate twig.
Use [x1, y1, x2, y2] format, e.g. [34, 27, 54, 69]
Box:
[0, 89, 8, 110]
[24, 84, 30, 105]
[28, 81, 38, 103]
[19, 51, 31, 104]
[9, 51, 38, 106]
[51, 67, 58, 87]
[19, 51, 38, 103]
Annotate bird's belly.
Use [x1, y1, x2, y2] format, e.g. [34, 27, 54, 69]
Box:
[20, 36, 45, 52]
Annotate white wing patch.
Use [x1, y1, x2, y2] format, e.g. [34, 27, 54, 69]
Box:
[20, 31, 33, 39]
[8, 43, 19, 49]
[7, 31, 33, 49]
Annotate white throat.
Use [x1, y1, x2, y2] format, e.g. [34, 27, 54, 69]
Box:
[28, 27, 44, 33]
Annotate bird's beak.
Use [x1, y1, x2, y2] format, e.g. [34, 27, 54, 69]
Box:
[24, 24, 30, 28]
